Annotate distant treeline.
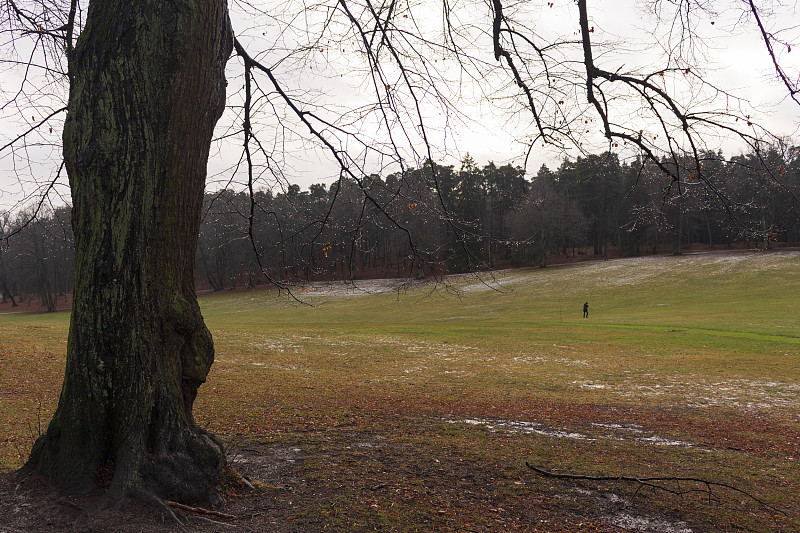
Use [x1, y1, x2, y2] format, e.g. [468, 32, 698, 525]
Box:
[2, 148, 799, 308]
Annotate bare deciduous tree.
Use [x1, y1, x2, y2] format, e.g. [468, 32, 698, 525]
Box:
[1, 0, 798, 508]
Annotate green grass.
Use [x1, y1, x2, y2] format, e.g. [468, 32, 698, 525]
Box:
[196, 252, 800, 412]
[1, 250, 799, 530]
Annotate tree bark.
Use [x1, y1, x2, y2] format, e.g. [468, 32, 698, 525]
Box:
[24, 0, 233, 504]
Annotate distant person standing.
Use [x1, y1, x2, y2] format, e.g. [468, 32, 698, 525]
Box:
[583, 302, 589, 318]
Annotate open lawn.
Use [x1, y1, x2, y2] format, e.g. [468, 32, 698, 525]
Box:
[1, 250, 799, 531]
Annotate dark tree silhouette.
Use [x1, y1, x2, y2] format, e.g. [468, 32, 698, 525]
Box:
[18, 0, 234, 505]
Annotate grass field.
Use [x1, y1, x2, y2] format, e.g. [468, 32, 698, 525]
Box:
[1, 250, 799, 531]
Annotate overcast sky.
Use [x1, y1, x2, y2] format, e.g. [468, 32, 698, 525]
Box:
[2, 0, 800, 212]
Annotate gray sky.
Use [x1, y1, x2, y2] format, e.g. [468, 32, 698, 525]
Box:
[2, 0, 800, 212]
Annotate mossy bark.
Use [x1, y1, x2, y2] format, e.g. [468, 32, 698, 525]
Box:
[25, 0, 233, 503]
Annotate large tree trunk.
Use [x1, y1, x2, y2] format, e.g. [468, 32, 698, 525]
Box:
[24, 0, 233, 504]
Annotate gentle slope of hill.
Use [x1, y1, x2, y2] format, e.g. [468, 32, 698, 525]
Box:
[1, 250, 798, 531]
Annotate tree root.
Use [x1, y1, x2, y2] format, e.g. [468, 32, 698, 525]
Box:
[56, 497, 85, 512]
[62, 486, 237, 529]
[526, 462, 787, 528]
[131, 488, 187, 527]
[164, 499, 236, 520]
[185, 515, 237, 527]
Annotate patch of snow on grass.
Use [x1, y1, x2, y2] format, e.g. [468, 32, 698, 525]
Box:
[591, 423, 642, 432]
[512, 355, 550, 364]
[589, 376, 800, 414]
[557, 357, 589, 367]
[638, 435, 694, 447]
[299, 279, 408, 298]
[449, 418, 696, 448]
[458, 270, 528, 293]
[453, 418, 595, 441]
[539, 250, 800, 290]
[608, 512, 692, 533]
[576, 381, 606, 389]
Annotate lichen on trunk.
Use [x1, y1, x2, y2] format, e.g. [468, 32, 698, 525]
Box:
[24, 0, 233, 504]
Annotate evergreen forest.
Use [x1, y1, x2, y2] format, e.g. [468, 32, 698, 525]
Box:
[2, 148, 799, 309]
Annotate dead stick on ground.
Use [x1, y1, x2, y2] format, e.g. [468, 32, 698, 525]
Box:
[163, 500, 237, 520]
[526, 462, 787, 526]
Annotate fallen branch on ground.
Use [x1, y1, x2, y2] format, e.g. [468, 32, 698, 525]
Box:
[131, 489, 185, 526]
[163, 500, 237, 520]
[526, 462, 787, 527]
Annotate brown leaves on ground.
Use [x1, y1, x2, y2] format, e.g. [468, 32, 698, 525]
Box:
[1, 399, 797, 532]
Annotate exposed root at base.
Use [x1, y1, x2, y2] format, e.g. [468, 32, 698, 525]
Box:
[164, 499, 236, 519]
[185, 515, 237, 527]
[50, 483, 237, 530]
[131, 487, 186, 526]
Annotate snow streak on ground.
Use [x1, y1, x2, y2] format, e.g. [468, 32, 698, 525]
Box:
[219, 251, 800, 418]
[573, 377, 800, 414]
[456, 418, 596, 441]
[447, 418, 695, 448]
[222, 329, 800, 416]
[219, 249, 799, 300]
[294, 270, 527, 299]
[460, 249, 800, 292]
[292, 278, 410, 298]
[531, 250, 800, 288]
[608, 513, 693, 533]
